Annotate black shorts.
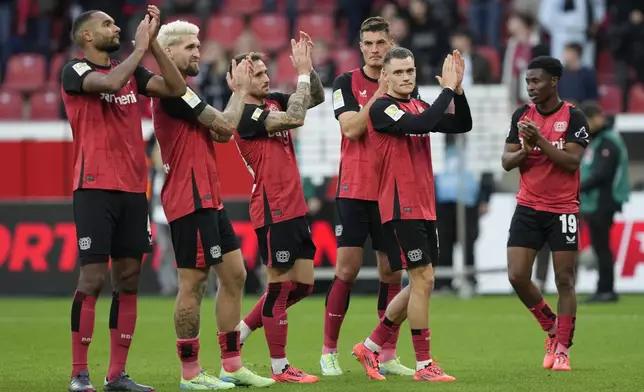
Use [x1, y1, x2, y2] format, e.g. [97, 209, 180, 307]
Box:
[334, 198, 385, 251]
[507, 205, 579, 252]
[169, 208, 240, 269]
[73, 189, 152, 265]
[382, 219, 438, 272]
[255, 216, 317, 269]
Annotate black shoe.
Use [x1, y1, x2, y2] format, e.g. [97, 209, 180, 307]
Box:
[68, 370, 97, 392]
[584, 292, 619, 304]
[103, 371, 155, 392]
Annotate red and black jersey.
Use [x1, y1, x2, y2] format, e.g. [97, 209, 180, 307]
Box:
[61, 58, 155, 193]
[506, 102, 590, 213]
[332, 67, 419, 201]
[234, 92, 308, 229]
[152, 87, 224, 223]
[368, 89, 472, 223]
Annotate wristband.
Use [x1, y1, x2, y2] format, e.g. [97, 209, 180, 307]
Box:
[298, 74, 311, 84]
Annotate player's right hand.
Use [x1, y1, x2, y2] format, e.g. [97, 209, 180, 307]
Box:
[134, 15, 151, 51]
[227, 56, 253, 94]
[290, 38, 312, 76]
[435, 54, 458, 91]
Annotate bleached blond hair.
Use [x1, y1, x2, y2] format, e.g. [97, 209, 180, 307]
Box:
[157, 21, 199, 48]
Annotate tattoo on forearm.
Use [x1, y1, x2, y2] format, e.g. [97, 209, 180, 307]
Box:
[308, 70, 325, 108]
[198, 92, 245, 136]
[286, 81, 311, 123]
[174, 281, 207, 339]
[221, 92, 246, 129]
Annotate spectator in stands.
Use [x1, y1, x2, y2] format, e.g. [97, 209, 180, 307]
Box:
[427, 0, 459, 31]
[311, 40, 336, 87]
[608, 1, 644, 110]
[375, 0, 400, 23]
[233, 29, 260, 57]
[196, 41, 231, 110]
[558, 42, 598, 104]
[538, 0, 605, 68]
[406, 0, 450, 84]
[512, 0, 541, 18]
[468, 0, 503, 50]
[450, 29, 495, 85]
[339, 0, 371, 45]
[0, 0, 14, 83]
[389, 16, 411, 48]
[579, 101, 630, 304]
[501, 12, 548, 105]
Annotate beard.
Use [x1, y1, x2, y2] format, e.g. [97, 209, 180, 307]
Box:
[96, 39, 120, 53]
[184, 64, 199, 77]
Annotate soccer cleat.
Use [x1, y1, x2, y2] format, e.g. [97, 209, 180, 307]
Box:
[219, 366, 275, 387]
[552, 352, 571, 371]
[179, 370, 236, 390]
[271, 365, 319, 383]
[320, 352, 343, 376]
[379, 357, 416, 376]
[351, 343, 386, 380]
[413, 362, 456, 382]
[68, 370, 97, 392]
[543, 336, 557, 369]
[103, 371, 155, 392]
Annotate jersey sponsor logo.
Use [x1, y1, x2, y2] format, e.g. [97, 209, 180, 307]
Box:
[275, 250, 291, 263]
[554, 121, 567, 132]
[384, 104, 404, 121]
[210, 245, 222, 259]
[575, 126, 589, 140]
[181, 87, 201, 108]
[269, 130, 290, 142]
[78, 237, 91, 251]
[72, 62, 92, 76]
[333, 89, 344, 110]
[100, 91, 137, 105]
[407, 249, 423, 262]
[523, 137, 565, 151]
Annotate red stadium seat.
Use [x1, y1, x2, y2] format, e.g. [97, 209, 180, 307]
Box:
[250, 14, 289, 52]
[628, 84, 644, 113]
[205, 15, 244, 49]
[164, 14, 202, 31]
[29, 91, 61, 120]
[295, 14, 334, 45]
[598, 84, 623, 115]
[333, 48, 361, 75]
[0, 91, 25, 120]
[142, 54, 160, 75]
[273, 50, 298, 86]
[3, 54, 46, 92]
[222, 0, 263, 15]
[476, 46, 500, 82]
[313, 0, 338, 14]
[47, 53, 68, 89]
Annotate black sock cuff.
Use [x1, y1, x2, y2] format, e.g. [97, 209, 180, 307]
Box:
[411, 329, 422, 335]
[383, 317, 395, 327]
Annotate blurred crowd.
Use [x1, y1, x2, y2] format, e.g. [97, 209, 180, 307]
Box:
[0, 0, 643, 119]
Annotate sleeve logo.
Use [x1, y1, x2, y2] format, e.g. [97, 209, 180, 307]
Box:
[181, 87, 201, 108]
[384, 104, 404, 121]
[575, 126, 588, 139]
[251, 107, 263, 121]
[332, 89, 345, 110]
[72, 62, 92, 76]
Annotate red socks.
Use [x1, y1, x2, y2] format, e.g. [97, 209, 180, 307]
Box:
[411, 328, 431, 362]
[108, 292, 137, 381]
[262, 282, 292, 359]
[365, 317, 400, 351]
[244, 282, 313, 331]
[528, 299, 557, 334]
[218, 331, 242, 372]
[378, 282, 401, 361]
[323, 276, 353, 352]
[556, 315, 576, 349]
[71, 291, 97, 377]
[177, 338, 201, 379]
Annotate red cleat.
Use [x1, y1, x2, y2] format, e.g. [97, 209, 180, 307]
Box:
[543, 336, 556, 369]
[271, 365, 319, 383]
[414, 362, 456, 382]
[352, 343, 386, 380]
[552, 352, 571, 371]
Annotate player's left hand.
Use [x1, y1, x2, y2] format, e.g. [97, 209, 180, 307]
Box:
[299, 31, 314, 51]
[227, 55, 254, 93]
[518, 117, 544, 144]
[147, 5, 160, 40]
[453, 49, 465, 95]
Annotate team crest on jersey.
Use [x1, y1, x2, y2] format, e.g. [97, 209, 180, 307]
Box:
[554, 121, 567, 132]
[267, 103, 280, 112]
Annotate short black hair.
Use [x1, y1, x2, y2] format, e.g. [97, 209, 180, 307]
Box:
[360, 17, 390, 39]
[383, 47, 414, 66]
[564, 42, 583, 57]
[71, 10, 100, 47]
[229, 52, 265, 75]
[527, 56, 563, 79]
[579, 100, 603, 119]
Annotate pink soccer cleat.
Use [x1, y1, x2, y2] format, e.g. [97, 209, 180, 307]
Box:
[352, 343, 386, 380]
[543, 336, 556, 369]
[413, 362, 456, 382]
[552, 352, 571, 371]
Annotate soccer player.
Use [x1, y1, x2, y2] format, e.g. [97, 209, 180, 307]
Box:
[233, 33, 325, 383]
[322, 16, 416, 377]
[353, 47, 471, 382]
[152, 21, 275, 389]
[502, 56, 590, 371]
[62, 7, 186, 392]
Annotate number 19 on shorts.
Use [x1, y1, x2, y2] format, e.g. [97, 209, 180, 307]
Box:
[559, 214, 578, 234]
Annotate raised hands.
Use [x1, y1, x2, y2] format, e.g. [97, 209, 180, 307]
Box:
[452, 49, 465, 93]
[226, 54, 254, 94]
[290, 31, 313, 75]
[435, 53, 459, 91]
[147, 5, 161, 42]
[134, 15, 151, 52]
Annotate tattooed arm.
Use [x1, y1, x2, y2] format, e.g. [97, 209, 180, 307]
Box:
[196, 91, 246, 138]
[287, 69, 324, 109]
[264, 81, 311, 132]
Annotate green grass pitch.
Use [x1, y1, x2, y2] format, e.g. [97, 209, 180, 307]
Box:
[2, 294, 643, 391]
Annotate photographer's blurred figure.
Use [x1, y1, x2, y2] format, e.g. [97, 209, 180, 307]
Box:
[579, 102, 630, 304]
